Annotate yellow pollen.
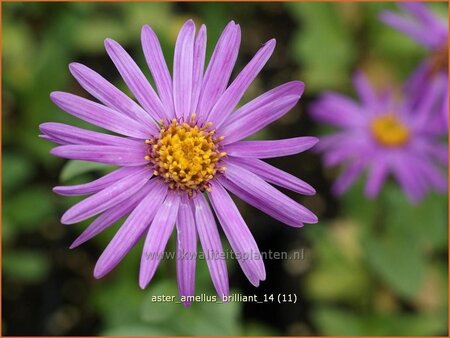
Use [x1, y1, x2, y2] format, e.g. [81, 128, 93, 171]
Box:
[146, 119, 225, 194]
[370, 114, 410, 147]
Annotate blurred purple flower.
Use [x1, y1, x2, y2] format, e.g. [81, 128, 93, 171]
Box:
[311, 71, 447, 203]
[40, 20, 318, 305]
[380, 2, 448, 127]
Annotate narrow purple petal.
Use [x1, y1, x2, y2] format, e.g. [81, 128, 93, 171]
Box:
[414, 73, 448, 126]
[224, 137, 318, 159]
[141, 25, 175, 118]
[93, 180, 168, 278]
[40, 134, 61, 143]
[221, 94, 301, 145]
[219, 177, 303, 227]
[104, 38, 168, 121]
[190, 25, 207, 115]
[228, 157, 315, 195]
[419, 141, 448, 165]
[40, 122, 140, 147]
[208, 39, 276, 127]
[139, 193, 181, 289]
[400, 2, 440, 26]
[309, 92, 365, 127]
[353, 71, 379, 109]
[197, 22, 240, 119]
[412, 156, 447, 193]
[53, 167, 140, 196]
[50, 92, 152, 139]
[69, 62, 158, 133]
[364, 161, 389, 198]
[61, 167, 152, 224]
[224, 81, 304, 127]
[173, 20, 195, 119]
[51, 144, 148, 167]
[220, 162, 318, 225]
[69, 181, 154, 248]
[176, 195, 197, 307]
[193, 193, 229, 299]
[380, 11, 440, 48]
[392, 158, 425, 203]
[209, 181, 265, 286]
[332, 160, 366, 196]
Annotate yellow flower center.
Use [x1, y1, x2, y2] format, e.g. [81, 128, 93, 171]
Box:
[145, 117, 226, 195]
[370, 114, 410, 147]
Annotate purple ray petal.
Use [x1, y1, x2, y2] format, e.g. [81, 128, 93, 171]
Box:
[176, 194, 197, 307]
[70, 181, 154, 248]
[353, 71, 379, 110]
[139, 192, 181, 289]
[400, 2, 440, 26]
[50, 92, 152, 139]
[191, 25, 207, 115]
[208, 39, 276, 127]
[413, 156, 447, 193]
[221, 162, 318, 225]
[380, 11, 440, 48]
[413, 73, 448, 126]
[228, 157, 315, 195]
[219, 176, 304, 227]
[104, 38, 168, 121]
[332, 160, 366, 196]
[309, 92, 365, 127]
[197, 21, 240, 119]
[61, 167, 152, 224]
[223, 81, 304, 127]
[221, 94, 300, 145]
[392, 157, 425, 203]
[209, 181, 265, 286]
[40, 122, 140, 147]
[193, 193, 229, 299]
[224, 137, 318, 159]
[93, 180, 168, 278]
[364, 161, 389, 198]
[69, 63, 158, 133]
[51, 144, 148, 167]
[141, 25, 175, 118]
[173, 20, 195, 119]
[53, 167, 140, 196]
[416, 140, 448, 165]
[40, 134, 61, 144]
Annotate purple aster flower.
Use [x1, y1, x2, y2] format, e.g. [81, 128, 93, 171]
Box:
[380, 2, 448, 127]
[40, 20, 318, 306]
[310, 71, 447, 203]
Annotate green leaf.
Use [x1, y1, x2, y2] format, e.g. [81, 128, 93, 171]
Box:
[306, 222, 370, 303]
[140, 280, 179, 324]
[288, 3, 356, 92]
[314, 306, 447, 335]
[102, 324, 171, 336]
[3, 250, 50, 283]
[3, 185, 56, 230]
[364, 235, 425, 299]
[2, 152, 35, 194]
[381, 185, 448, 250]
[60, 160, 112, 182]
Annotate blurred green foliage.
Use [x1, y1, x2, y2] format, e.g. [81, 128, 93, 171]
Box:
[2, 2, 448, 336]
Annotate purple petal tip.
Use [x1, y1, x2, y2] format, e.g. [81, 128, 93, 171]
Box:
[93, 266, 106, 279]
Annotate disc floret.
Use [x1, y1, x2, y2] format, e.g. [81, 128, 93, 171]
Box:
[145, 116, 226, 195]
[370, 114, 410, 147]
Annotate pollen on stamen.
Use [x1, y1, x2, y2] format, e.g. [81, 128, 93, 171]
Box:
[144, 117, 226, 195]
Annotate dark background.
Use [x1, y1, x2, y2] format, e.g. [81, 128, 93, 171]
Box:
[3, 2, 448, 336]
